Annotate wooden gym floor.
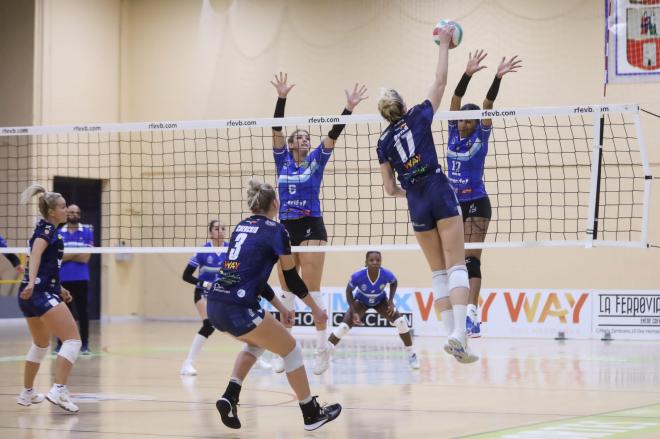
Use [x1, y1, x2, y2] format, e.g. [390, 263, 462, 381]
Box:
[1, 320, 659, 438]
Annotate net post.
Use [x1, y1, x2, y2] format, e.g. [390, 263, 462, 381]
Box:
[586, 109, 604, 248]
[634, 108, 652, 248]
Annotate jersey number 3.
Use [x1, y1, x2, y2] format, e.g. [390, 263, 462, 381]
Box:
[228, 233, 247, 261]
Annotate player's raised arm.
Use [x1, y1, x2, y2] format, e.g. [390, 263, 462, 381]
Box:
[270, 72, 295, 150]
[451, 50, 488, 111]
[482, 55, 522, 127]
[427, 25, 453, 112]
[321, 83, 368, 150]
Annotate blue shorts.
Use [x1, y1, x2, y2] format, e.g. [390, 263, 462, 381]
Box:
[355, 294, 387, 308]
[207, 301, 266, 337]
[406, 172, 461, 232]
[18, 289, 63, 318]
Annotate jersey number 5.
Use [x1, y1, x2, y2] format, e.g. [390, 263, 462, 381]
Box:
[394, 130, 416, 163]
[228, 233, 247, 261]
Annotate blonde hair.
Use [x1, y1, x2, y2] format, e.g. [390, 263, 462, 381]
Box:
[378, 89, 406, 123]
[246, 179, 277, 214]
[20, 184, 63, 218]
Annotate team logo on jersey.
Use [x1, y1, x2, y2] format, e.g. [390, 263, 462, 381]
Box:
[224, 261, 240, 270]
[379, 284, 385, 290]
[403, 153, 422, 170]
[265, 220, 276, 226]
[206, 256, 214, 264]
[361, 284, 367, 291]
[237, 289, 246, 298]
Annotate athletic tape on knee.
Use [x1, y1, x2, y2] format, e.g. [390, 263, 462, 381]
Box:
[198, 318, 215, 338]
[393, 316, 409, 334]
[333, 322, 350, 339]
[432, 270, 449, 301]
[447, 265, 469, 293]
[280, 290, 296, 311]
[58, 339, 82, 364]
[283, 342, 304, 373]
[465, 256, 482, 279]
[26, 343, 49, 364]
[310, 291, 326, 309]
[242, 344, 265, 359]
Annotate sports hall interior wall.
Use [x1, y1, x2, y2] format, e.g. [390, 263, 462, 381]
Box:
[0, 0, 658, 318]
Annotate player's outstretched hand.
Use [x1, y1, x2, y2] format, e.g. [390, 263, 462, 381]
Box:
[465, 49, 488, 76]
[270, 72, 296, 98]
[496, 55, 523, 78]
[345, 83, 368, 111]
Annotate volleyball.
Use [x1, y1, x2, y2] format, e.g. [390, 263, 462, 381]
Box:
[433, 19, 463, 49]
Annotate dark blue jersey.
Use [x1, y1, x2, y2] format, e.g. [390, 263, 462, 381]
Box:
[274, 143, 332, 220]
[21, 220, 64, 294]
[376, 100, 441, 190]
[188, 241, 228, 283]
[446, 120, 492, 202]
[348, 267, 397, 306]
[208, 215, 291, 308]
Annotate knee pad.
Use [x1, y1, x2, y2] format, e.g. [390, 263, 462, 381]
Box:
[26, 343, 49, 364]
[282, 342, 304, 373]
[242, 344, 265, 359]
[198, 318, 215, 338]
[432, 270, 449, 301]
[279, 290, 296, 311]
[310, 291, 326, 309]
[465, 256, 482, 279]
[58, 339, 82, 364]
[333, 322, 350, 339]
[393, 316, 409, 334]
[448, 265, 469, 293]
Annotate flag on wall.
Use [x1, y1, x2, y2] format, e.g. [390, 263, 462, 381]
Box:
[606, 0, 660, 84]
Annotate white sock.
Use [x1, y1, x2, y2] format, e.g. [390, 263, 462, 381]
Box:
[315, 329, 326, 350]
[186, 334, 207, 362]
[440, 309, 455, 335]
[467, 304, 478, 321]
[451, 304, 468, 340]
[229, 376, 243, 386]
[405, 345, 414, 354]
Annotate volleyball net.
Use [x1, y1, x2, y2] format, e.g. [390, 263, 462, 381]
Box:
[0, 103, 652, 255]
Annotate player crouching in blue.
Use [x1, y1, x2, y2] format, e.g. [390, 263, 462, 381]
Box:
[314, 251, 419, 375]
[208, 179, 341, 432]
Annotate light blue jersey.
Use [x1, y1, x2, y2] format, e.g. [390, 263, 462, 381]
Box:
[348, 267, 397, 306]
[273, 143, 332, 220]
[446, 120, 492, 202]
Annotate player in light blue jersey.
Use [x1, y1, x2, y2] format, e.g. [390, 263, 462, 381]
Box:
[375, 25, 478, 364]
[179, 219, 229, 376]
[314, 251, 419, 375]
[448, 50, 522, 337]
[16, 185, 81, 413]
[269, 72, 368, 372]
[208, 179, 342, 432]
